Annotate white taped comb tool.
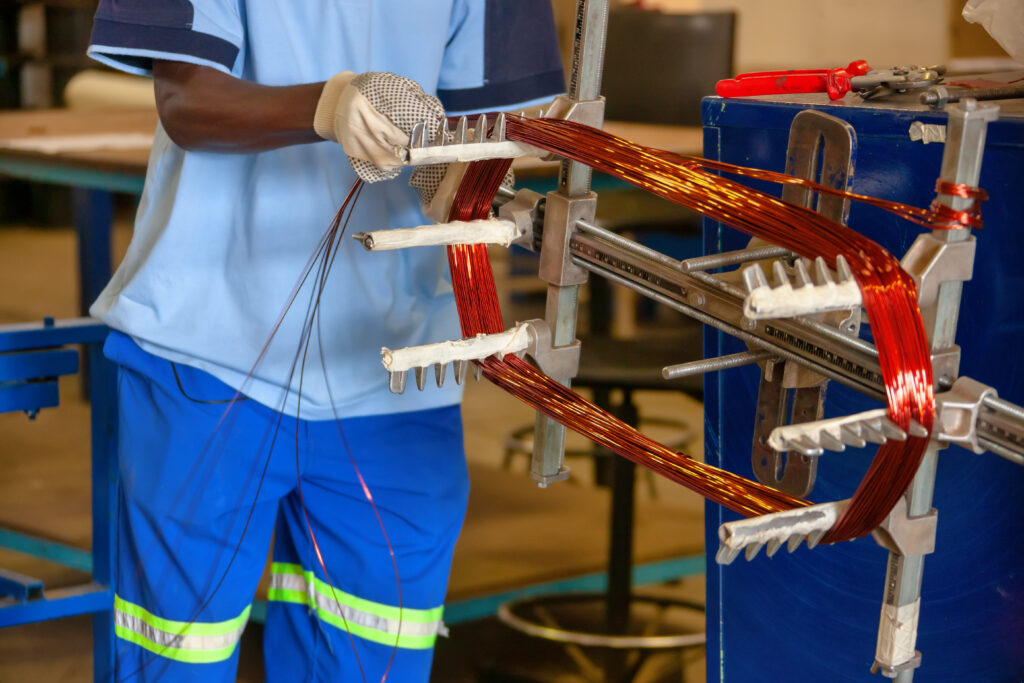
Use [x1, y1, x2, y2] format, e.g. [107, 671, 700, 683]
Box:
[354, 219, 524, 251]
[743, 255, 862, 320]
[382, 324, 531, 393]
[768, 408, 929, 455]
[404, 113, 547, 165]
[716, 499, 850, 564]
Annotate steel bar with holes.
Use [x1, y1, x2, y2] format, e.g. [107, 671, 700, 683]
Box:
[488, 188, 1024, 462]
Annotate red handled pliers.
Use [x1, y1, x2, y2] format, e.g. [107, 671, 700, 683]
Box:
[716, 60, 873, 100]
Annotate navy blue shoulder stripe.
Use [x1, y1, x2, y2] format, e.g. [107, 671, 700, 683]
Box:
[440, 0, 565, 111]
[439, 69, 565, 112]
[91, 18, 239, 72]
[95, 0, 195, 27]
[90, 0, 238, 72]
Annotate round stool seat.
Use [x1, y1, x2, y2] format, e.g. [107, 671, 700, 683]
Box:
[498, 591, 705, 649]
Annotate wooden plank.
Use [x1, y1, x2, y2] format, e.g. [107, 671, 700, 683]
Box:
[0, 108, 156, 177]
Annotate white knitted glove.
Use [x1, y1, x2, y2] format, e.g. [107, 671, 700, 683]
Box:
[314, 71, 445, 182]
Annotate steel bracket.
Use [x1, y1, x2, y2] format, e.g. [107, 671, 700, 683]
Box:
[900, 234, 976, 346]
[497, 188, 545, 251]
[539, 192, 595, 286]
[545, 94, 606, 129]
[934, 376, 997, 454]
[871, 496, 937, 557]
[872, 652, 923, 679]
[523, 319, 581, 383]
[930, 347, 962, 391]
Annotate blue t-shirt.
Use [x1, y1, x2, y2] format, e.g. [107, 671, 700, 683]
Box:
[87, 0, 564, 420]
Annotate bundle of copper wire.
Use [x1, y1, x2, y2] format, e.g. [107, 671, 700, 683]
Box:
[444, 118, 939, 544]
[448, 158, 807, 518]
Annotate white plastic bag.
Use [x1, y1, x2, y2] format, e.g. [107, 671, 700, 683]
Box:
[962, 0, 1024, 63]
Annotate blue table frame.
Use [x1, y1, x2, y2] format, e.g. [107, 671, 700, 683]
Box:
[0, 318, 117, 681]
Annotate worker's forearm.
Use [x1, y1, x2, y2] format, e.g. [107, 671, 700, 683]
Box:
[153, 61, 324, 153]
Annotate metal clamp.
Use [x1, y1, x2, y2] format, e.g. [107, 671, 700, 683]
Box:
[871, 495, 938, 557]
[539, 192, 595, 287]
[524, 319, 581, 382]
[900, 234, 976, 345]
[545, 94, 606, 129]
[934, 376, 997, 454]
[497, 188, 545, 251]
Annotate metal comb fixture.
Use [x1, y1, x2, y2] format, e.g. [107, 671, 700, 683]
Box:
[404, 112, 548, 166]
[768, 408, 930, 457]
[381, 324, 530, 394]
[716, 499, 850, 564]
[743, 255, 861, 320]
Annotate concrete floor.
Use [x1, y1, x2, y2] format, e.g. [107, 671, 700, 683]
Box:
[0, 220, 707, 681]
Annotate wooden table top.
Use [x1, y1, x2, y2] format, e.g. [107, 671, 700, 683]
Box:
[0, 108, 157, 177]
[0, 108, 703, 180]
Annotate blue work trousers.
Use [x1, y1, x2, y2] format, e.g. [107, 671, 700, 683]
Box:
[105, 332, 469, 682]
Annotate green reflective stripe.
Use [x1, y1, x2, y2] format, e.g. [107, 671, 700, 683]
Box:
[113, 595, 248, 665]
[270, 562, 443, 623]
[114, 625, 239, 665]
[267, 588, 437, 650]
[268, 566, 443, 650]
[114, 595, 251, 637]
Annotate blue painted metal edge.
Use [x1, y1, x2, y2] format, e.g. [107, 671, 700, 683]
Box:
[0, 527, 93, 573]
[0, 568, 44, 602]
[0, 348, 80, 382]
[0, 158, 145, 195]
[0, 586, 112, 627]
[0, 318, 108, 352]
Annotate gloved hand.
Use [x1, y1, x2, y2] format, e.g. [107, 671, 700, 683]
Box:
[314, 71, 444, 182]
[314, 71, 515, 220]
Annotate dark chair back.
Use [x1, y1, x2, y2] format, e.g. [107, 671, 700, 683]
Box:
[602, 9, 735, 126]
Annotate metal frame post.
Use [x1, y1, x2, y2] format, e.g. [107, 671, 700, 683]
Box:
[873, 99, 998, 681]
[531, 0, 610, 487]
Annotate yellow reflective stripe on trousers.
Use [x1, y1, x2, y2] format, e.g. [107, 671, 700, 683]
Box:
[267, 562, 442, 649]
[113, 595, 249, 664]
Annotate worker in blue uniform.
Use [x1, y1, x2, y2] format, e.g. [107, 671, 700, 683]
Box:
[86, 1, 565, 680]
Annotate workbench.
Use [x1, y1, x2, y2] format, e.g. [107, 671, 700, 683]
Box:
[0, 108, 703, 316]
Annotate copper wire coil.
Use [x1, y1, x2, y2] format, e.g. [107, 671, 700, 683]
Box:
[443, 118, 943, 544]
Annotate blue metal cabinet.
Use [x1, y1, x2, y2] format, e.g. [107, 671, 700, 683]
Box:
[701, 95, 1024, 681]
